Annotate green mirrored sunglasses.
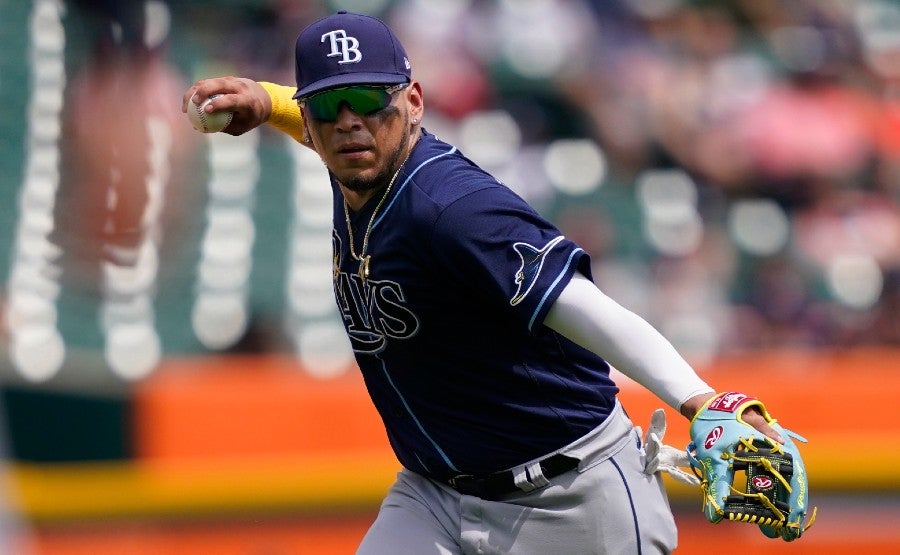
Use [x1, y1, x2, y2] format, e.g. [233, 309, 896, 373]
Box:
[300, 83, 408, 122]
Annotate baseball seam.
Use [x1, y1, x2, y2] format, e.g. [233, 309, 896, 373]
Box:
[193, 99, 232, 132]
[195, 104, 209, 131]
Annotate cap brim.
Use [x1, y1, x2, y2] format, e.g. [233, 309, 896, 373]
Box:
[293, 73, 409, 99]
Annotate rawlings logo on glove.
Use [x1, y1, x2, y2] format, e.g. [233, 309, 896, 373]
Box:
[686, 392, 817, 542]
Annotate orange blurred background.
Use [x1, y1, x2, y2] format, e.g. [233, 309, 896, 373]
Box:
[7, 347, 898, 554]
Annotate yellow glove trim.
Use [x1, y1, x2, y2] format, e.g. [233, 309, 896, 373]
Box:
[259, 81, 306, 144]
[694, 471, 724, 519]
[799, 506, 817, 532]
[689, 392, 775, 429]
[723, 436, 792, 491]
[726, 486, 787, 522]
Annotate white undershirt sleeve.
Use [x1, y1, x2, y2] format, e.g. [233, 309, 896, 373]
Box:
[543, 272, 714, 411]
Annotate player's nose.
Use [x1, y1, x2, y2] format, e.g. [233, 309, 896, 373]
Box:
[333, 102, 364, 130]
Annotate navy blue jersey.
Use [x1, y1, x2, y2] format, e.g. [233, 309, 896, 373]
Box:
[331, 130, 619, 480]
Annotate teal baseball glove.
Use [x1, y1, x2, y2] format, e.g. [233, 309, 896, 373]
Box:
[686, 392, 817, 541]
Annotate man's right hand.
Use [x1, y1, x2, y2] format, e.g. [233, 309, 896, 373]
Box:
[182, 76, 272, 136]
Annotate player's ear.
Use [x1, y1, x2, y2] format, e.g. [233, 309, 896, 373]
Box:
[301, 118, 312, 144]
[405, 80, 424, 126]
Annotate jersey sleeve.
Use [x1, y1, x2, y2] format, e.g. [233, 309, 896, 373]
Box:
[431, 185, 592, 332]
[259, 81, 305, 143]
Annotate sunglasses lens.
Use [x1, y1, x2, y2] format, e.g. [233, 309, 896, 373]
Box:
[306, 87, 393, 121]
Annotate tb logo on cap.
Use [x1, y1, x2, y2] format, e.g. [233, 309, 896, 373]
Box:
[321, 30, 361, 64]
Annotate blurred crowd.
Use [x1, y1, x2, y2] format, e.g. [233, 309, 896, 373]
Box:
[191, 0, 900, 362]
[7, 0, 898, 376]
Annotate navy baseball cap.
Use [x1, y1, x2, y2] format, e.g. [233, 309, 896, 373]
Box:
[293, 11, 412, 99]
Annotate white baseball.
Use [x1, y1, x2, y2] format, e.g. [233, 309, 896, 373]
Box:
[188, 94, 233, 133]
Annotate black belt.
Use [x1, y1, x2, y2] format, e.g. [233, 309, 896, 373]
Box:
[446, 453, 579, 500]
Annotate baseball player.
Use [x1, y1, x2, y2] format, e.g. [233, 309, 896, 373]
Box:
[183, 11, 812, 554]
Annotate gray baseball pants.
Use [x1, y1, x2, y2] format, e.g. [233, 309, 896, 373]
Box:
[356, 401, 678, 554]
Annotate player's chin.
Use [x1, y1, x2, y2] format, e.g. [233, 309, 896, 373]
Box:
[333, 166, 386, 193]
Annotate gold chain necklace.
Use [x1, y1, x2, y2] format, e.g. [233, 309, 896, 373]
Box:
[342, 155, 410, 283]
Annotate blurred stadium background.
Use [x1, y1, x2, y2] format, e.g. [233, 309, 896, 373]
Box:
[0, 0, 898, 553]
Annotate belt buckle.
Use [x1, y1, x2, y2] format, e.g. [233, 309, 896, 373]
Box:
[448, 473, 475, 490]
[448, 473, 491, 497]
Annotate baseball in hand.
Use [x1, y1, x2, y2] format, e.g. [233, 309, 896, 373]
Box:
[188, 94, 233, 133]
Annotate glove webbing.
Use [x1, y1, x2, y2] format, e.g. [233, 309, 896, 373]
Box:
[722, 437, 794, 528]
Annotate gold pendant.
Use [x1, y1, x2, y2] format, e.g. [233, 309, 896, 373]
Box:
[359, 255, 371, 282]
